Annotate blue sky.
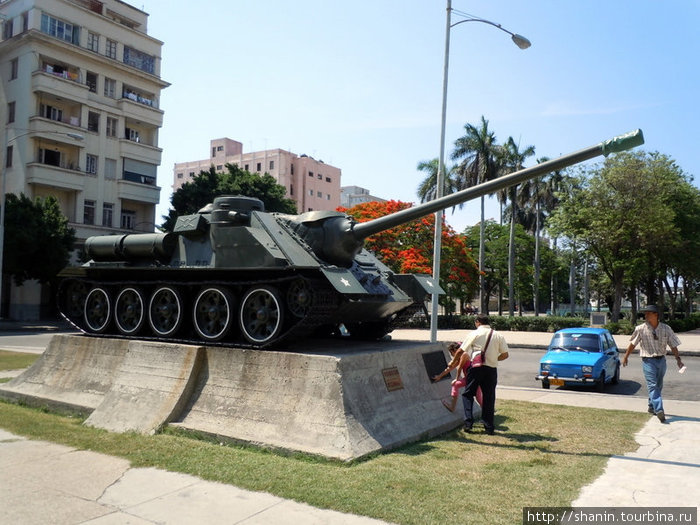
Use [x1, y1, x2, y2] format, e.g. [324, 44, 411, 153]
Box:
[144, 1, 700, 232]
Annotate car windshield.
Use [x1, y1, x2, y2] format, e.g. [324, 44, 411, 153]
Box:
[551, 333, 600, 352]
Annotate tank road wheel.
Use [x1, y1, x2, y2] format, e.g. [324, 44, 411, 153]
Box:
[239, 286, 284, 345]
[84, 287, 111, 333]
[114, 287, 146, 335]
[62, 279, 88, 320]
[148, 286, 184, 337]
[193, 287, 234, 342]
[286, 278, 312, 318]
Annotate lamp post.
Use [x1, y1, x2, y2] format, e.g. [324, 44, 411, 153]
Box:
[429, 2, 530, 343]
[0, 129, 84, 318]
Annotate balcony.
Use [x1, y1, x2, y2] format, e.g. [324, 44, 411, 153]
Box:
[32, 69, 89, 102]
[117, 178, 160, 204]
[26, 162, 85, 191]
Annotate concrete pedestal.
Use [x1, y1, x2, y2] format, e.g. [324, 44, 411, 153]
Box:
[0, 335, 463, 461]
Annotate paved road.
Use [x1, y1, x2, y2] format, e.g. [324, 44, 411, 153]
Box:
[2, 328, 699, 401]
[502, 347, 700, 401]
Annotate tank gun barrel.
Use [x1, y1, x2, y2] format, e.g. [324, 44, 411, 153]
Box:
[352, 129, 644, 241]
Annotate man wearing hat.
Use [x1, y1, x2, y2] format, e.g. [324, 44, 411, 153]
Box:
[622, 304, 684, 422]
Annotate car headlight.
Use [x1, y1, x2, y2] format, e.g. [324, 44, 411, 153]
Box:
[542, 363, 551, 371]
[582, 365, 593, 373]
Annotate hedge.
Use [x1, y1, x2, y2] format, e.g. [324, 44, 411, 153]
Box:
[397, 312, 700, 335]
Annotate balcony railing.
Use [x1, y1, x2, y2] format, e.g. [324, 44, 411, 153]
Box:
[122, 90, 158, 109]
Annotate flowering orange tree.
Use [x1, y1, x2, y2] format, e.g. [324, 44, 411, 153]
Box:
[337, 200, 479, 313]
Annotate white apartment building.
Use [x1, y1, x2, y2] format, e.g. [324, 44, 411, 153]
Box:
[0, 0, 168, 319]
[173, 138, 342, 213]
[340, 185, 387, 209]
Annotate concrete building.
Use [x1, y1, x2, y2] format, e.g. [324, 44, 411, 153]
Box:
[0, 0, 168, 319]
[340, 185, 387, 209]
[173, 138, 341, 213]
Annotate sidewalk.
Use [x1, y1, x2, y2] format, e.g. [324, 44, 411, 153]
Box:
[1, 328, 699, 523]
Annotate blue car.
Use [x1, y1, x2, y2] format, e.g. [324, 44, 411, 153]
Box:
[536, 327, 621, 391]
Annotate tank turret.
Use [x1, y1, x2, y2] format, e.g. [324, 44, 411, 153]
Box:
[58, 129, 643, 348]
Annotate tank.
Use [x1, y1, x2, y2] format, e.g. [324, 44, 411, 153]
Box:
[57, 129, 643, 348]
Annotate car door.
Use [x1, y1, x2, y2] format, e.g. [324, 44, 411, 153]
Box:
[601, 333, 617, 380]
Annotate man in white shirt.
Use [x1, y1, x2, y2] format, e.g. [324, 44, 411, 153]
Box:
[457, 315, 509, 434]
[622, 304, 683, 422]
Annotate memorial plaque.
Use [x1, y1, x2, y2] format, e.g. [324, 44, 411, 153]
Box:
[381, 367, 404, 392]
[422, 350, 449, 381]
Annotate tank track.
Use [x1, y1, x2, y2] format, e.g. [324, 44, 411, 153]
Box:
[58, 274, 340, 349]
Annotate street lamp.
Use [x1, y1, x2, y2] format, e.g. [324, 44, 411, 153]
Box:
[429, 2, 530, 342]
[0, 129, 84, 318]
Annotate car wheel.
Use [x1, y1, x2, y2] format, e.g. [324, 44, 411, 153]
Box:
[541, 379, 550, 389]
[596, 371, 606, 393]
[612, 363, 620, 385]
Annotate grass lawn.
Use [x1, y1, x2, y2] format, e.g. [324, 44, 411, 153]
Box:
[0, 396, 648, 525]
[0, 350, 40, 372]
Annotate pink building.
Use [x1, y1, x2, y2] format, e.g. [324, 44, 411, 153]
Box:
[173, 138, 342, 212]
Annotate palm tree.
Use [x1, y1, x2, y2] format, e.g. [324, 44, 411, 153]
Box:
[518, 157, 553, 316]
[416, 158, 457, 203]
[450, 116, 501, 314]
[500, 137, 535, 316]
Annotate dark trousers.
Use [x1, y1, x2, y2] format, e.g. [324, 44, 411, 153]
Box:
[462, 365, 498, 431]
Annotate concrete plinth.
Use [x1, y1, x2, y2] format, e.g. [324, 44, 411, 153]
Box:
[0, 335, 130, 414]
[0, 335, 463, 461]
[85, 342, 203, 434]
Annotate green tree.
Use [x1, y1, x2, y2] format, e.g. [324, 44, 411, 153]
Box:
[161, 164, 297, 231]
[3, 193, 75, 286]
[498, 137, 535, 316]
[416, 158, 458, 203]
[450, 116, 502, 314]
[548, 151, 679, 321]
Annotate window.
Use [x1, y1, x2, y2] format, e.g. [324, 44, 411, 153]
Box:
[290, 184, 293, 195]
[86, 71, 97, 92]
[22, 12, 28, 32]
[317, 191, 322, 198]
[3, 19, 13, 40]
[102, 203, 113, 227]
[189, 171, 194, 177]
[5, 146, 12, 168]
[40, 104, 63, 122]
[83, 200, 95, 225]
[317, 174, 322, 180]
[309, 190, 313, 196]
[88, 111, 99, 132]
[86, 154, 97, 174]
[87, 31, 99, 52]
[217, 146, 223, 151]
[40, 14, 79, 44]
[10, 58, 18, 80]
[291, 164, 294, 175]
[177, 173, 183, 179]
[256, 162, 261, 172]
[7, 102, 15, 123]
[269, 160, 274, 170]
[212, 147, 216, 157]
[105, 39, 117, 59]
[39, 148, 61, 167]
[104, 78, 116, 98]
[244, 164, 249, 171]
[106, 117, 117, 137]
[123, 46, 154, 74]
[126, 127, 140, 142]
[326, 194, 331, 200]
[105, 158, 116, 179]
[216, 165, 222, 171]
[326, 176, 331, 183]
[308, 171, 314, 177]
[121, 209, 136, 230]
